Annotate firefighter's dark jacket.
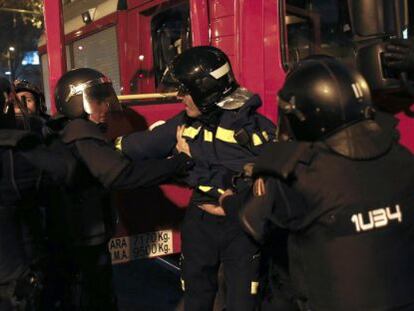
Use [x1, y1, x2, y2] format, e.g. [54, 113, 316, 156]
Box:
[0, 129, 68, 284]
[239, 119, 414, 310]
[49, 118, 192, 246]
[119, 94, 276, 202]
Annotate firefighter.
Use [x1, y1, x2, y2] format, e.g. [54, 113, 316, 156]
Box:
[45, 67, 194, 311]
[233, 56, 414, 310]
[117, 46, 276, 311]
[0, 77, 70, 311]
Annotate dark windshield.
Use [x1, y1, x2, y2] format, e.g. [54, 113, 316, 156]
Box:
[282, 0, 353, 69]
[151, 3, 191, 89]
[282, 0, 414, 70]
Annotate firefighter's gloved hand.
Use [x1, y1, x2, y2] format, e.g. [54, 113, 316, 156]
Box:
[384, 38, 414, 73]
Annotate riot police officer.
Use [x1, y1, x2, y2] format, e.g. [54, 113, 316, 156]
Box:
[14, 80, 48, 119]
[118, 46, 276, 311]
[0, 77, 69, 311]
[9, 80, 50, 137]
[46, 68, 193, 311]
[234, 56, 414, 310]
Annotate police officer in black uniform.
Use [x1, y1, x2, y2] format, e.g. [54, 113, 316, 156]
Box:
[0, 77, 70, 311]
[7, 80, 50, 138]
[14, 80, 48, 120]
[233, 56, 414, 310]
[118, 46, 276, 311]
[46, 68, 194, 311]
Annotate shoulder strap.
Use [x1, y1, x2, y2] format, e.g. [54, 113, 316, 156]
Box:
[0, 129, 40, 148]
[1, 149, 22, 201]
[253, 142, 314, 180]
[61, 119, 106, 144]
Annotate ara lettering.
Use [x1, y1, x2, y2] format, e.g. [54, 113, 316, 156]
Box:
[351, 204, 402, 232]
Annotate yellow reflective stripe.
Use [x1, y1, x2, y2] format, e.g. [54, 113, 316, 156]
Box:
[252, 133, 263, 146]
[181, 278, 185, 291]
[182, 126, 201, 139]
[215, 126, 237, 144]
[204, 129, 213, 142]
[251, 281, 259, 295]
[262, 131, 269, 141]
[198, 185, 213, 193]
[114, 136, 123, 151]
[217, 188, 225, 194]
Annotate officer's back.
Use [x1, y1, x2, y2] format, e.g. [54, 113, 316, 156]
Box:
[283, 137, 414, 310]
[240, 56, 414, 311]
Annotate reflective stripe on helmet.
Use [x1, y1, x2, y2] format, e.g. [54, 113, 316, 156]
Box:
[351, 83, 364, 99]
[65, 76, 112, 103]
[209, 62, 230, 79]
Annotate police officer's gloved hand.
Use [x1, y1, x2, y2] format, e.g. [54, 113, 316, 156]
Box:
[384, 38, 414, 73]
[174, 152, 195, 176]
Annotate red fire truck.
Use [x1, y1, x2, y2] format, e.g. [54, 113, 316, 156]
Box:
[39, 0, 414, 304]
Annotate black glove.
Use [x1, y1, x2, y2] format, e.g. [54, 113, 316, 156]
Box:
[383, 38, 414, 73]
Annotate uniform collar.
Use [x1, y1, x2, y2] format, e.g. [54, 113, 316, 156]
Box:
[324, 119, 395, 160]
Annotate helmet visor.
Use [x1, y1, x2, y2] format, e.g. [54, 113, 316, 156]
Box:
[65, 77, 122, 115]
[83, 82, 122, 114]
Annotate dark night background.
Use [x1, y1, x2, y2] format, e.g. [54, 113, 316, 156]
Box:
[0, 0, 43, 86]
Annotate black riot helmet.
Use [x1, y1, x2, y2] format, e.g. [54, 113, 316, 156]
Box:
[14, 80, 47, 114]
[55, 68, 120, 119]
[278, 56, 374, 142]
[167, 46, 239, 114]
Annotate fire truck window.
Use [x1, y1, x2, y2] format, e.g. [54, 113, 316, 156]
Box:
[283, 0, 353, 69]
[72, 27, 121, 94]
[151, 4, 191, 90]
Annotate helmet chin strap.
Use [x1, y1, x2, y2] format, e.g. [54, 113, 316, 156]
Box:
[276, 113, 296, 142]
[197, 106, 223, 127]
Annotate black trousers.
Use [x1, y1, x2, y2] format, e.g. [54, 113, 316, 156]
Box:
[43, 243, 117, 311]
[181, 204, 260, 311]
